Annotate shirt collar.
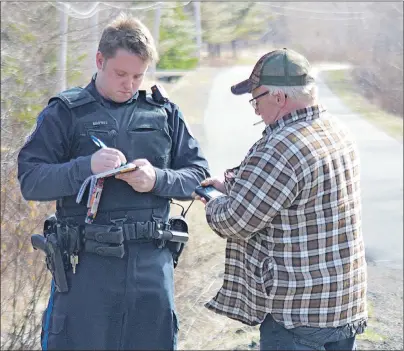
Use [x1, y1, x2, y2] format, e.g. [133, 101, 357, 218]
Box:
[86, 73, 139, 107]
[263, 105, 326, 136]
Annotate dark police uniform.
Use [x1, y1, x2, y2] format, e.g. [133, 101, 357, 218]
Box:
[17, 77, 210, 350]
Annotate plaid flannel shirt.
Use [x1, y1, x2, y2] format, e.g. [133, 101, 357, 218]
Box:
[204, 105, 367, 329]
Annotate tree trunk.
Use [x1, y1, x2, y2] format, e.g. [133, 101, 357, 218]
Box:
[208, 43, 215, 58]
[231, 40, 237, 58]
[215, 43, 221, 58]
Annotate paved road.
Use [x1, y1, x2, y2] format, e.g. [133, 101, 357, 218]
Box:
[202, 66, 403, 267]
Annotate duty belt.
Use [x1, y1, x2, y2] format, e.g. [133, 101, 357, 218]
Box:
[82, 221, 159, 258]
[84, 221, 158, 243]
[123, 221, 157, 240]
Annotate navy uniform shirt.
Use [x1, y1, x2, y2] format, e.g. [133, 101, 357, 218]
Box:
[17, 79, 210, 211]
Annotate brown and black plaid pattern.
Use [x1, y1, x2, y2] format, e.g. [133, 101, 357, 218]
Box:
[248, 52, 273, 90]
[204, 106, 367, 329]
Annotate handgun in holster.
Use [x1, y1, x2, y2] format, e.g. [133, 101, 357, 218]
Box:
[31, 215, 69, 293]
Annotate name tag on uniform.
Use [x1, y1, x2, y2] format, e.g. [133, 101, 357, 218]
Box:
[92, 121, 108, 126]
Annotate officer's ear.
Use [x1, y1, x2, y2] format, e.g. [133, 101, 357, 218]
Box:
[96, 52, 106, 70]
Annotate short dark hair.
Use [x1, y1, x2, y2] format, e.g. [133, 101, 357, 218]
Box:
[98, 13, 158, 63]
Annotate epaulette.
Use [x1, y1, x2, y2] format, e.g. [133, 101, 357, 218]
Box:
[48, 87, 96, 109]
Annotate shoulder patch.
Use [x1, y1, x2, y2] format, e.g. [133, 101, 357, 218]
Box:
[25, 110, 46, 143]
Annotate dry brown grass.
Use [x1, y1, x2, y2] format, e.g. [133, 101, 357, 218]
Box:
[322, 69, 403, 142]
[171, 202, 260, 350]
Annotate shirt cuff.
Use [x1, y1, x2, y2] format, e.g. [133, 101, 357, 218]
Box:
[205, 195, 225, 225]
[74, 155, 93, 181]
[151, 167, 164, 194]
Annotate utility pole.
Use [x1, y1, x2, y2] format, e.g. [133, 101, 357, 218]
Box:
[90, 10, 99, 72]
[150, 4, 161, 77]
[57, 3, 69, 92]
[193, 1, 202, 62]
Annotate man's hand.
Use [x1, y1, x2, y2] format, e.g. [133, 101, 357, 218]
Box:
[91, 148, 127, 174]
[192, 176, 225, 205]
[115, 159, 156, 192]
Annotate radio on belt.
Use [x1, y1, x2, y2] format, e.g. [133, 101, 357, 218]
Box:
[151, 84, 169, 104]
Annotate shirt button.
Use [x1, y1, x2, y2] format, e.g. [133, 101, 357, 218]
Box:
[109, 130, 117, 137]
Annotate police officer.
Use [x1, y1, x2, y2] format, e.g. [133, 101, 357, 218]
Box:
[17, 13, 210, 350]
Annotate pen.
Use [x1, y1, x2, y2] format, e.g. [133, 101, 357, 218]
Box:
[91, 135, 126, 166]
[90, 135, 108, 149]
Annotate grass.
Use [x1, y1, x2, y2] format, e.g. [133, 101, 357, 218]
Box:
[357, 300, 386, 343]
[358, 328, 385, 343]
[322, 69, 403, 142]
[170, 201, 263, 350]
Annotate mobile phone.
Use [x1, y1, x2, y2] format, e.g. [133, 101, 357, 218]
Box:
[194, 185, 224, 201]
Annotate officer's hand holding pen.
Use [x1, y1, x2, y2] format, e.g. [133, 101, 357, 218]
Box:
[90, 135, 127, 174]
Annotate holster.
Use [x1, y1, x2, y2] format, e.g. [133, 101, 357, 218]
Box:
[45, 233, 69, 293]
[31, 215, 69, 293]
[56, 222, 81, 264]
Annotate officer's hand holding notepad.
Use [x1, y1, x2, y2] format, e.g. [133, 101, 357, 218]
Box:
[93, 163, 138, 179]
[76, 163, 139, 205]
[76, 135, 137, 223]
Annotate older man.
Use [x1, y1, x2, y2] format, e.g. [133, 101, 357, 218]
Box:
[196, 48, 368, 350]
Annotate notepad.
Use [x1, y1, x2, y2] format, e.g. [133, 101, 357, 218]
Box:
[76, 163, 138, 206]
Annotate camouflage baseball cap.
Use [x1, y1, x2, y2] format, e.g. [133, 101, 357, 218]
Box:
[231, 48, 315, 95]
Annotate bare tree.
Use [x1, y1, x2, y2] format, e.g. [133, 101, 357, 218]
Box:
[1, 3, 72, 349]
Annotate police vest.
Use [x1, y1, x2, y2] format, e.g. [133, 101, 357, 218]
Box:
[50, 86, 173, 223]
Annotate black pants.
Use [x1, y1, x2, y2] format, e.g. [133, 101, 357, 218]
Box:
[41, 242, 178, 350]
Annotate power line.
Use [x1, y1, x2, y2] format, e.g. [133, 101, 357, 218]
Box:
[257, 2, 367, 15]
[48, 1, 191, 19]
[255, 2, 374, 21]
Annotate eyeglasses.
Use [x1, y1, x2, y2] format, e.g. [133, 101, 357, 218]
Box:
[249, 91, 270, 109]
[249, 92, 288, 109]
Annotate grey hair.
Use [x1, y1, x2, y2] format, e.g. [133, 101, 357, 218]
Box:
[262, 83, 318, 103]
